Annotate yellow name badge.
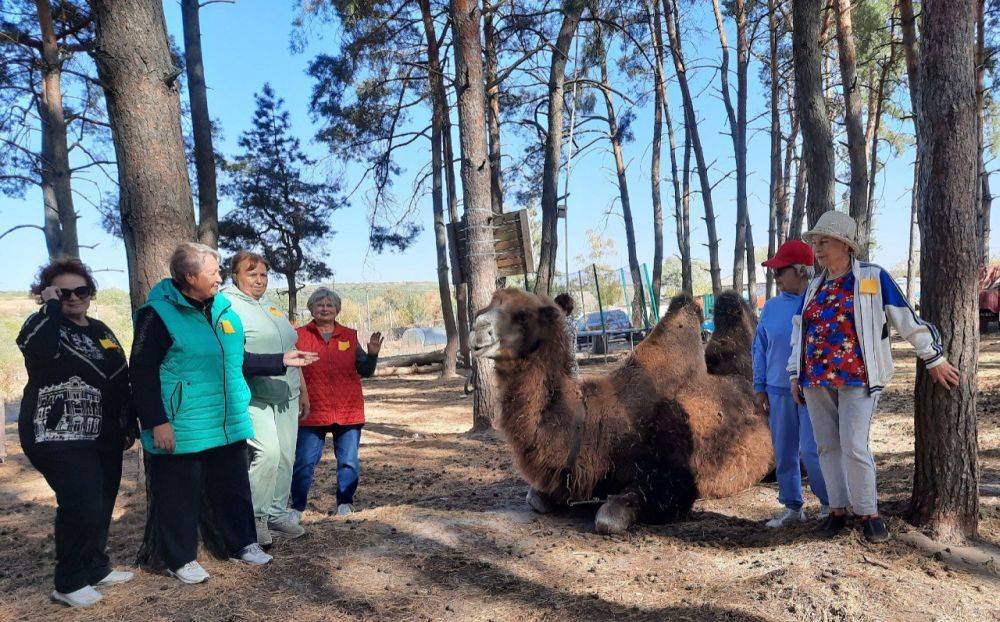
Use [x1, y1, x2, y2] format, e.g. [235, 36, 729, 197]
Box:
[268, 307, 284, 318]
[99, 337, 119, 350]
[859, 278, 879, 295]
[219, 319, 236, 334]
[338, 340, 351, 351]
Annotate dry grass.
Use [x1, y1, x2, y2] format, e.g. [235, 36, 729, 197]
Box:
[0, 340, 998, 622]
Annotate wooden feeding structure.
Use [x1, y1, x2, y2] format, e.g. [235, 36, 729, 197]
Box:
[447, 208, 534, 285]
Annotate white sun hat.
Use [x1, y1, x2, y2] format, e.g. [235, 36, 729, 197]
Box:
[802, 210, 861, 255]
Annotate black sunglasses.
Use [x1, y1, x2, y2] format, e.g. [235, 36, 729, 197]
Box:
[59, 286, 93, 300]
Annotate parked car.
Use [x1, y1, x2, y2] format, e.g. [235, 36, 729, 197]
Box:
[576, 308, 631, 348]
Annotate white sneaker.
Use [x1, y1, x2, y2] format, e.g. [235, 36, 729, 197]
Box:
[336, 503, 353, 516]
[168, 560, 210, 584]
[766, 508, 806, 528]
[255, 517, 273, 547]
[268, 515, 306, 538]
[94, 569, 134, 587]
[817, 504, 832, 519]
[233, 543, 272, 565]
[51, 585, 102, 607]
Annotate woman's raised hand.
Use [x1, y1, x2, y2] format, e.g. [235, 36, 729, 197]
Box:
[284, 349, 319, 367]
[367, 331, 384, 356]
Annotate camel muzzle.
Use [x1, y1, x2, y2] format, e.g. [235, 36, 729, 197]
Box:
[471, 309, 501, 359]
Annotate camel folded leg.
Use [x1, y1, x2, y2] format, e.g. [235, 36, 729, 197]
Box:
[594, 491, 642, 535]
[526, 487, 558, 514]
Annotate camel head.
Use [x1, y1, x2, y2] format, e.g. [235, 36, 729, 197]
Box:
[471, 288, 566, 363]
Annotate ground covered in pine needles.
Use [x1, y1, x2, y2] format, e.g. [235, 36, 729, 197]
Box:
[1, 339, 998, 622]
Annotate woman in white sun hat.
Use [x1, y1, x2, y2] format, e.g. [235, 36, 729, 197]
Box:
[787, 210, 959, 543]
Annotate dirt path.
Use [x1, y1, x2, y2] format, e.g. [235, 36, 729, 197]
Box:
[0, 339, 998, 621]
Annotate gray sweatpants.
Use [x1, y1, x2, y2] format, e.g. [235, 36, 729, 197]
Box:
[802, 385, 880, 516]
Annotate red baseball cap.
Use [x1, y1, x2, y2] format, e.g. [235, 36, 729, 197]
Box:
[761, 240, 814, 269]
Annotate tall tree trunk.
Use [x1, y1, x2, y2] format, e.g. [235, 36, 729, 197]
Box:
[90, 0, 197, 312]
[35, 0, 79, 258]
[910, 0, 980, 542]
[712, 0, 754, 307]
[906, 160, 919, 306]
[483, 0, 504, 216]
[788, 140, 808, 239]
[180, 0, 219, 248]
[419, 0, 459, 378]
[38, 112, 64, 258]
[834, 0, 870, 256]
[535, 0, 585, 296]
[450, 0, 500, 431]
[864, 40, 897, 257]
[285, 271, 298, 322]
[766, 0, 783, 299]
[664, 0, 721, 294]
[780, 94, 800, 244]
[648, 0, 666, 308]
[976, 0, 991, 266]
[680, 119, 693, 295]
[792, 0, 835, 228]
[443, 94, 471, 367]
[594, 15, 646, 326]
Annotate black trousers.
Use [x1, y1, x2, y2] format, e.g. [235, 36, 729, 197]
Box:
[147, 441, 256, 571]
[25, 447, 122, 593]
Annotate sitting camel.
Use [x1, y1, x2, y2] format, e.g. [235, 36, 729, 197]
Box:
[471, 289, 772, 534]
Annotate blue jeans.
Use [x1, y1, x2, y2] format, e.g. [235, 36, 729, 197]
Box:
[290, 424, 362, 510]
[768, 390, 829, 510]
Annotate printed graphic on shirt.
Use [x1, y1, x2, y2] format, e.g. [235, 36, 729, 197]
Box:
[61, 327, 104, 361]
[803, 275, 868, 388]
[33, 376, 103, 442]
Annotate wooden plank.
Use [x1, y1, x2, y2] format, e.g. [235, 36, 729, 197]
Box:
[517, 208, 534, 273]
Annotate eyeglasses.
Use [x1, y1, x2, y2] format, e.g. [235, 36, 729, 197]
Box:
[59, 286, 93, 300]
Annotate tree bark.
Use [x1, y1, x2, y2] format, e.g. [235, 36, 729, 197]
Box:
[285, 271, 298, 322]
[442, 92, 471, 367]
[766, 0, 783, 300]
[792, 0, 835, 228]
[419, 0, 460, 378]
[180, 0, 219, 249]
[780, 92, 799, 244]
[664, 0, 721, 294]
[535, 0, 585, 297]
[593, 15, 646, 326]
[34, 0, 79, 258]
[910, 0, 980, 542]
[833, 0, 870, 256]
[976, 0, 991, 266]
[450, 0, 500, 431]
[90, 0, 197, 312]
[788, 139, 807, 240]
[648, 0, 666, 308]
[483, 0, 504, 217]
[680, 117, 693, 295]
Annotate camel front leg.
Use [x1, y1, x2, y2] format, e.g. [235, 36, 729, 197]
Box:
[594, 491, 642, 534]
[526, 487, 559, 514]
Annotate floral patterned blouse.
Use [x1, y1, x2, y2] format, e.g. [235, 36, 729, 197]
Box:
[802, 273, 868, 388]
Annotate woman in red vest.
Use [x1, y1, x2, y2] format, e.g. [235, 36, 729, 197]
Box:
[290, 288, 382, 519]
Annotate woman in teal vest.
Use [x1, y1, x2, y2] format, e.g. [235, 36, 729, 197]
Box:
[130, 243, 316, 585]
[223, 250, 305, 547]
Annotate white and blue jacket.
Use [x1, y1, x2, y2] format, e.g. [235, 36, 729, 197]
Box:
[787, 258, 946, 395]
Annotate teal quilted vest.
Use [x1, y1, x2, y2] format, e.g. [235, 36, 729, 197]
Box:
[139, 279, 253, 454]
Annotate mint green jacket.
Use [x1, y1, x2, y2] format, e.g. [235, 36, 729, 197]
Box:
[139, 279, 253, 454]
[222, 285, 301, 404]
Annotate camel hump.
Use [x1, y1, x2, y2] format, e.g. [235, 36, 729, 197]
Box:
[705, 291, 756, 381]
[711, 291, 755, 336]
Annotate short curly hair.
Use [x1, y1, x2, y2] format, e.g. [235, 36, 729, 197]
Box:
[553, 293, 574, 316]
[30, 258, 98, 297]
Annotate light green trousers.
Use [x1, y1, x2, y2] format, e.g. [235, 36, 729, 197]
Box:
[247, 396, 299, 521]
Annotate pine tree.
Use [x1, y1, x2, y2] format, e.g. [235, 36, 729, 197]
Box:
[220, 84, 343, 320]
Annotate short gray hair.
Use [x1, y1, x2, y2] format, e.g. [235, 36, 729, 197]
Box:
[307, 287, 341, 312]
[169, 242, 220, 285]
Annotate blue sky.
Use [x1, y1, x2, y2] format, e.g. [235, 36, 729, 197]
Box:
[0, 0, 996, 292]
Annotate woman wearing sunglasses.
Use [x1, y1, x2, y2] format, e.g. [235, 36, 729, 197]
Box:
[16, 259, 138, 607]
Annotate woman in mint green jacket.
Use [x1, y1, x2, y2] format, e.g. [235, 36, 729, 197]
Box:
[131, 243, 316, 585]
[223, 251, 305, 546]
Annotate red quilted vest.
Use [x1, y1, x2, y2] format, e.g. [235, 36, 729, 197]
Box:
[296, 321, 365, 426]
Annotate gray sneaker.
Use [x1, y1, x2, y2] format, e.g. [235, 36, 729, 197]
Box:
[336, 503, 354, 516]
[254, 517, 273, 547]
[268, 515, 306, 538]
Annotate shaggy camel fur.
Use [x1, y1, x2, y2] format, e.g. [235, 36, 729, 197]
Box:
[472, 288, 773, 534]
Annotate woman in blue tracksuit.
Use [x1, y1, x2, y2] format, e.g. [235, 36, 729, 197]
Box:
[753, 240, 829, 529]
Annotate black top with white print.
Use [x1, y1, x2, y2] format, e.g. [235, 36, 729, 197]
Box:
[16, 299, 136, 453]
